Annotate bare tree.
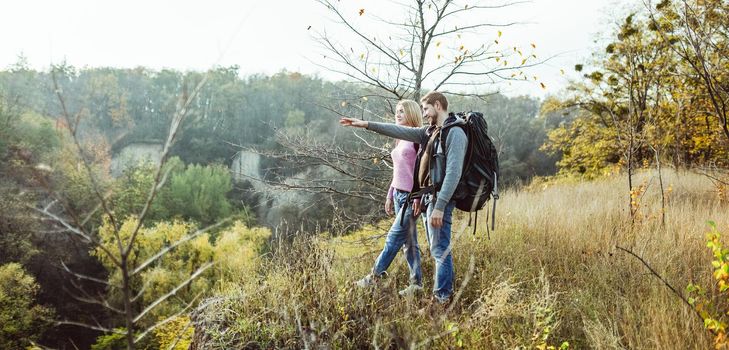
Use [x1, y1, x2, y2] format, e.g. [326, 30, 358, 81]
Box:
[313, 0, 543, 102]
[30, 68, 218, 350]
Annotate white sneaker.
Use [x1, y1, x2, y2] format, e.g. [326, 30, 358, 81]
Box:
[354, 272, 387, 288]
[355, 274, 375, 288]
[398, 284, 424, 297]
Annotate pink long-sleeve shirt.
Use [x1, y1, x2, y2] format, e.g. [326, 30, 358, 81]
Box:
[387, 140, 418, 199]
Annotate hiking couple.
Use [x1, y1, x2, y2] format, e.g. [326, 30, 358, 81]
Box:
[340, 91, 467, 304]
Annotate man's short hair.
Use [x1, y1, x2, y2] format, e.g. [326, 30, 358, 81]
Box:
[420, 91, 448, 111]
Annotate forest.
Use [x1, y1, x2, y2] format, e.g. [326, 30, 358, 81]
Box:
[1, 0, 728, 349]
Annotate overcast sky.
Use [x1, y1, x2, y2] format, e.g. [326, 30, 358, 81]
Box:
[1, 0, 632, 98]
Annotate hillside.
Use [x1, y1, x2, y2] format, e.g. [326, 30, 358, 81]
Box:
[192, 170, 728, 349]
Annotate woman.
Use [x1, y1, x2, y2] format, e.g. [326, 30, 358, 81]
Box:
[355, 100, 424, 297]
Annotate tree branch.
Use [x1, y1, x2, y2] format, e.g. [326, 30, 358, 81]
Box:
[133, 262, 214, 324]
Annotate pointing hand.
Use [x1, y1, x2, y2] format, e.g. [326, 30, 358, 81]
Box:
[339, 117, 368, 128]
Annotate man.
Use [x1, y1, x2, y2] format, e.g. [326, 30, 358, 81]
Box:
[340, 91, 467, 304]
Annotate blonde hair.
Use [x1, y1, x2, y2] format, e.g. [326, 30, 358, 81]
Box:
[397, 100, 423, 128]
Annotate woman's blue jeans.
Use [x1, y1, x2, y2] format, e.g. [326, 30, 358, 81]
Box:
[372, 189, 422, 286]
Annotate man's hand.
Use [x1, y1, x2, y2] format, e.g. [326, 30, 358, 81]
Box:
[385, 197, 394, 216]
[339, 117, 368, 128]
[429, 208, 444, 228]
[413, 198, 422, 217]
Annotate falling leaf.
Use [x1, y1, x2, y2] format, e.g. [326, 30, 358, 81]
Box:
[532, 54, 537, 59]
[495, 57, 500, 62]
[371, 67, 377, 73]
[437, 54, 442, 59]
[307, 25, 312, 30]
[465, 4, 469, 9]
[359, 8, 365, 16]
[521, 58, 527, 65]
[498, 30, 502, 38]
[360, 53, 365, 60]
[457, 34, 461, 39]
[518, 50, 523, 56]
[400, 49, 405, 57]
[511, 73, 516, 77]
[362, 96, 368, 101]
[560, 69, 565, 75]
[494, 40, 499, 44]
[436, 41, 441, 47]
[531, 43, 536, 48]
[341, 101, 347, 107]
[459, 45, 464, 51]
[540, 82, 547, 89]
[533, 76, 538, 80]
[504, 60, 508, 66]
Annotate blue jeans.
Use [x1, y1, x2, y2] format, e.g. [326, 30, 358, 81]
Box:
[423, 197, 456, 302]
[372, 190, 422, 286]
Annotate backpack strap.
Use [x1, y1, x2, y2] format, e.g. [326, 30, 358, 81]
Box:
[491, 171, 498, 232]
[400, 126, 436, 226]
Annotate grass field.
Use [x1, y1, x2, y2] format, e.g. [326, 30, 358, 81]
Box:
[195, 170, 729, 349]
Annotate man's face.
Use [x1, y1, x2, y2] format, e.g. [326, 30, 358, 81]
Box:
[421, 102, 437, 124]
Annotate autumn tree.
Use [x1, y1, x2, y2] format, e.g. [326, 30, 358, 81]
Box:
[543, 3, 728, 219]
[647, 0, 729, 146]
[543, 12, 677, 219]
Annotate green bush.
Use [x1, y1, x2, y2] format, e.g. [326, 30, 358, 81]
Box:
[165, 162, 234, 226]
[0, 263, 53, 349]
[112, 157, 247, 226]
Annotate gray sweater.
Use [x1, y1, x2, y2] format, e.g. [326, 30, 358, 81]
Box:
[367, 121, 467, 211]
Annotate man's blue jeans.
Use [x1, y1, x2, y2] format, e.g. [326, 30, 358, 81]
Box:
[423, 198, 456, 303]
[372, 189, 422, 286]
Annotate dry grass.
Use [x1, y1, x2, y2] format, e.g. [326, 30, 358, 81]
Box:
[195, 169, 728, 349]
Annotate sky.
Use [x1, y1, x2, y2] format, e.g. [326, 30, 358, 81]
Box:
[0, 0, 633, 98]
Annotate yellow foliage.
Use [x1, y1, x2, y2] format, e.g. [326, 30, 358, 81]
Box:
[542, 115, 621, 180]
[153, 315, 193, 350]
[214, 221, 271, 281]
[94, 218, 215, 323]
